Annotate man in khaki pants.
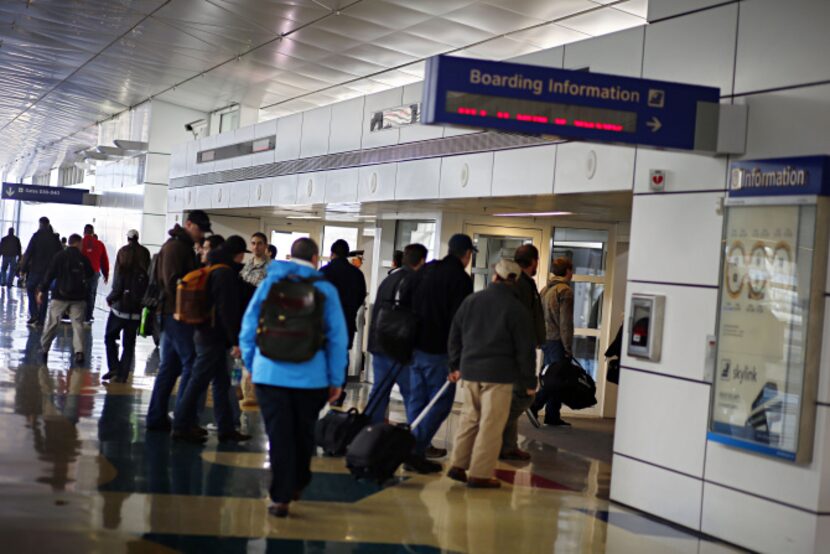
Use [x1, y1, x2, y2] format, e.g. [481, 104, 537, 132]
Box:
[446, 259, 537, 488]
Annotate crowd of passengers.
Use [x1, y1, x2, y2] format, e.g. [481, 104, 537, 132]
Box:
[6, 209, 577, 518]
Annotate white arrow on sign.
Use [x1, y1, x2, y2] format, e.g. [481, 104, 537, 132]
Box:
[4, 186, 15, 197]
[646, 116, 662, 133]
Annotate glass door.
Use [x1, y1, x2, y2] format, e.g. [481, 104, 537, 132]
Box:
[464, 224, 543, 292]
[551, 227, 610, 417]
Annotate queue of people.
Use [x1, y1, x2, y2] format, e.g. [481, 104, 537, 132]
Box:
[10, 210, 579, 516]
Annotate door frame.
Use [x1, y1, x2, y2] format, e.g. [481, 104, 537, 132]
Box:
[463, 222, 544, 287]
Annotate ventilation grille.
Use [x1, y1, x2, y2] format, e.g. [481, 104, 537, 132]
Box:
[170, 131, 559, 189]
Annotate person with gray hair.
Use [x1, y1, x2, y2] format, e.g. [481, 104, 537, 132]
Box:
[446, 258, 536, 488]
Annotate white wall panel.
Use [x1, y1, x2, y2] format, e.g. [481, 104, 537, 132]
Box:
[300, 106, 331, 158]
[169, 143, 185, 180]
[228, 181, 250, 208]
[622, 282, 717, 382]
[195, 185, 212, 210]
[209, 183, 230, 209]
[247, 119, 277, 168]
[140, 214, 167, 248]
[167, 188, 183, 213]
[362, 88, 403, 149]
[185, 140, 199, 177]
[196, 136, 216, 175]
[818, 299, 830, 404]
[248, 178, 272, 207]
[144, 153, 170, 185]
[737, 83, 830, 160]
[400, 82, 443, 143]
[642, 4, 737, 94]
[492, 145, 555, 197]
[705, 407, 830, 513]
[182, 187, 197, 211]
[563, 27, 644, 78]
[275, 114, 302, 162]
[647, 0, 731, 22]
[212, 131, 236, 173]
[614, 369, 710, 477]
[272, 174, 298, 205]
[142, 183, 167, 215]
[324, 168, 359, 203]
[701, 482, 819, 554]
[230, 124, 256, 171]
[734, 0, 830, 95]
[554, 143, 634, 194]
[628, 192, 723, 286]
[633, 149, 727, 193]
[610, 453, 703, 530]
[329, 97, 365, 153]
[439, 153, 494, 199]
[396, 158, 441, 201]
[297, 172, 326, 204]
[358, 163, 397, 202]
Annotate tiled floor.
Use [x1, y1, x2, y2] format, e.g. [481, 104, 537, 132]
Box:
[0, 287, 741, 553]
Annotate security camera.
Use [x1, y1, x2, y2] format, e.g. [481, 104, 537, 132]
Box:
[185, 123, 194, 132]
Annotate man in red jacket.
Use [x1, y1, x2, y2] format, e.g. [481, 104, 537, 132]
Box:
[81, 224, 109, 324]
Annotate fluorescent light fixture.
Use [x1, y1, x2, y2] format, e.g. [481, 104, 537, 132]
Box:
[286, 215, 321, 220]
[492, 211, 573, 217]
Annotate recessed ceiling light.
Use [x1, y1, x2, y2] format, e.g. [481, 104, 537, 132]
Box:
[492, 211, 573, 217]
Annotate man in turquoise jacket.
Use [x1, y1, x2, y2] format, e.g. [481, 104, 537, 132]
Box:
[239, 237, 348, 519]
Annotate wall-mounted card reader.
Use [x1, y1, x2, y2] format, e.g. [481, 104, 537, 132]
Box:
[627, 294, 666, 361]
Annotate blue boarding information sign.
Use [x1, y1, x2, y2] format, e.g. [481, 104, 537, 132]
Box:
[421, 55, 721, 151]
[728, 155, 830, 198]
[1, 182, 89, 205]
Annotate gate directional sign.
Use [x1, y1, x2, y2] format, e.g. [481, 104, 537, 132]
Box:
[2, 182, 89, 205]
[421, 55, 721, 151]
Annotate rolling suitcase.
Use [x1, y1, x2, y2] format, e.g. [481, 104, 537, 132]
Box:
[346, 380, 453, 483]
[315, 363, 403, 456]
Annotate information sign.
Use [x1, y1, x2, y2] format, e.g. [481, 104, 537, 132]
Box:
[1, 182, 89, 205]
[421, 55, 721, 150]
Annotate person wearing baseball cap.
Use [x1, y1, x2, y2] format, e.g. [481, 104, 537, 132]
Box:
[173, 235, 251, 444]
[102, 229, 151, 382]
[445, 258, 536, 489]
[146, 210, 212, 431]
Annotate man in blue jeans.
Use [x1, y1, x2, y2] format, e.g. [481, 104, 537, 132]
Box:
[366, 243, 428, 424]
[531, 257, 575, 426]
[145, 210, 211, 431]
[404, 234, 474, 474]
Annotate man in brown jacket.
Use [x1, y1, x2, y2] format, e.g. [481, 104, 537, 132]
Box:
[146, 210, 212, 431]
[500, 244, 545, 460]
[530, 257, 574, 426]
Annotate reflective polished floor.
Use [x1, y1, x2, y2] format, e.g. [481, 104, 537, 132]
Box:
[0, 287, 741, 553]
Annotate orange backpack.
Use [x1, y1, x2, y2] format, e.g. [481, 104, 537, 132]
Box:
[174, 264, 228, 325]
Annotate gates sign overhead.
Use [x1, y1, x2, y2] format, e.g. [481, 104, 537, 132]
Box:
[421, 55, 721, 151]
[2, 182, 89, 205]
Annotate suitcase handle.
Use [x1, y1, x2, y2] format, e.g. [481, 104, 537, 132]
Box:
[410, 380, 452, 431]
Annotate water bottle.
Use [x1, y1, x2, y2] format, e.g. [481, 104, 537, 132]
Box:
[231, 358, 243, 387]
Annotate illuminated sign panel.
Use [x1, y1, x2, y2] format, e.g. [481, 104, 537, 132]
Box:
[422, 55, 721, 150]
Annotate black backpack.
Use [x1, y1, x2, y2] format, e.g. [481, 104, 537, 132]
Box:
[121, 269, 149, 313]
[141, 253, 161, 310]
[374, 275, 419, 364]
[256, 275, 326, 362]
[57, 253, 87, 299]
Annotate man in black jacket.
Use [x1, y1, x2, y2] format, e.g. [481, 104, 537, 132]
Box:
[366, 243, 427, 424]
[172, 235, 252, 444]
[446, 258, 536, 488]
[103, 230, 151, 383]
[404, 234, 475, 474]
[21, 217, 62, 326]
[500, 244, 546, 460]
[320, 238, 367, 404]
[0, 227, 21, 287]
[39, 234, 94, 365]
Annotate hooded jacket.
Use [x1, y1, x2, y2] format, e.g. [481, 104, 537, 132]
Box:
[409, 255, 473, 354]
[106, 241, 151, 316]
[22, 227, 62, 276]
[542, 275, 574, 354]
[196, 247, 248, 348]
[320, 256, 367, 349]
[81, 234, 109, 279]
[156, 225, 199, 315]
[239, 259, 349, 389]
[0, 232, 21, 258]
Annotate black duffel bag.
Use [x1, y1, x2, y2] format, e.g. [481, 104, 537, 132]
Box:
[374, 277, 419, 364]
[541, 356, 597, 410]
[315, 362, 402, 456]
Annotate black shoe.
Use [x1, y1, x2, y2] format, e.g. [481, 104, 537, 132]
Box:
[74, 352, 84, 365]
[425, 445, 447, 459]
[219, 430, 252, 443]
[172, 429, 208, 443]
[403, 455, 442, 474]
[192, 426, 208, 437]
[101, 371, 114, 381]
[268, 503, 289, 518]
[545, 418, 571, 427]
[146, 419, 172, 433]
[41, 351, 48, 364]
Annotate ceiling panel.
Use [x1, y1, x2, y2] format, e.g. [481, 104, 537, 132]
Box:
[0, 0, 648, 175]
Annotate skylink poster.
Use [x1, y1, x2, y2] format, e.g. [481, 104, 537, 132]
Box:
[709, 204, 814, 461]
